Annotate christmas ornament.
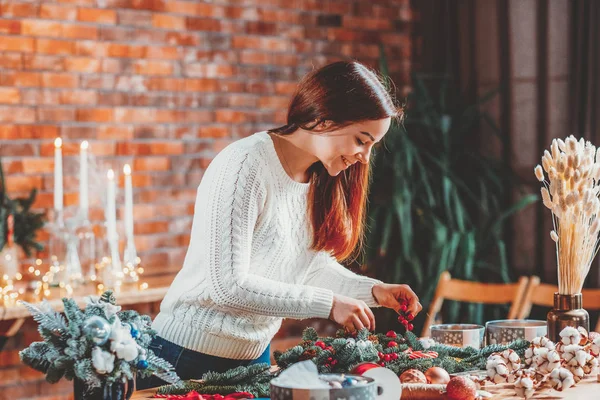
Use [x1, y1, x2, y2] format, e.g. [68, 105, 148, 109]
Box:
[350, 362, 380, 375]
[83, 315, 112, 345]
[445, 376, 477, 400]
[424, 367, 450, 384]
[399, 368, 426, 384]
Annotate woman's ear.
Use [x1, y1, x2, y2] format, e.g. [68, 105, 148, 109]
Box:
[313, 119, 335, 132]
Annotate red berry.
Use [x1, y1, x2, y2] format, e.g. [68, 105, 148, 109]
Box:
[388, 341, 398, 348]
[327, 357, 333, 362]
[378, 352, 384, 359]
[402, 319, 409, 326]
[331, 359, 338, 366]
[383, 354, 391, 362]
[397, 315, 405, 323]
[399, 304, 408, 312]
[407, 323, 414, 331]
[326, 346, 334, 352]
[379, 361, 386, 366]
[391, 353, 398, 360]
[406, 313, 414, 321]
[315, 341, 326, 349]
[386, 330, 397, 338]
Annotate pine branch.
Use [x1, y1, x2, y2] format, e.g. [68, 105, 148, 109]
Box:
[20, 300, 68, 336]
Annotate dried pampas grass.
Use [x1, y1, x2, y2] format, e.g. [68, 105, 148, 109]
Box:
[536, 136, 600, 295]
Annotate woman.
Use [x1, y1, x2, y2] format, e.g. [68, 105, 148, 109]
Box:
[136, 61, 422, 389]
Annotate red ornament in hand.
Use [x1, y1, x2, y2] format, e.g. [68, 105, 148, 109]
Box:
[446, 376, 477, 400]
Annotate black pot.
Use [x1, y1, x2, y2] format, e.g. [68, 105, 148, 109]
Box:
[74, 377, 135, 400]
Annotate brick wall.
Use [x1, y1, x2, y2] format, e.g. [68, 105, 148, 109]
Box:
[0, 0, 414, 397]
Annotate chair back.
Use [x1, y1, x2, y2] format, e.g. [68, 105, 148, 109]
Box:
[421, 271, 529, 337]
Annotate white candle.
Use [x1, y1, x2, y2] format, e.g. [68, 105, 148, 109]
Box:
[106, 169, 117, 238]
[79, 141, 89, 221]
[54, 137, 63, 213]
[123, 164, 134, 239]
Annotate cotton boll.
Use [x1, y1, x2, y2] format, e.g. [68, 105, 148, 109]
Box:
[92, 346, 115, 374]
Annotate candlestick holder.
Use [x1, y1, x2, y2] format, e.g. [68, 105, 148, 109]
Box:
[123, 235, 139, 283]
[76, 218, 96, 283]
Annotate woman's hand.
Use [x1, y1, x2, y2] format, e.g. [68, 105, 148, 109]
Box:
[329, 294, 376, 332]
[372, 283, 422, 316]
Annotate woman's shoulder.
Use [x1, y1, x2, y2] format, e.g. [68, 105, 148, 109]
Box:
[205, 131, 272, 178]
[213, 131, 270, 162]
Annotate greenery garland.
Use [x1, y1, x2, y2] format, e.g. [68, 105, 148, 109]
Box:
[156, 328, 531, 396]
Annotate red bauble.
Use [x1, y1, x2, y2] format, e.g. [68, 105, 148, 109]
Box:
[399, 369, 427, 384]
[350, 362, 381, 375]
[446, 376, 477, 400]
[424, 367, 450, 384]
[388, 341, 398, 348]
[386, 330, 397, 338]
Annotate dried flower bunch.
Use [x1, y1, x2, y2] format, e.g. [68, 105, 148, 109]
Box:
[535, 135, 600, 294]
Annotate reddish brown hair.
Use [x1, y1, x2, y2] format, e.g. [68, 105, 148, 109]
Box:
[270, 61, 400, 261]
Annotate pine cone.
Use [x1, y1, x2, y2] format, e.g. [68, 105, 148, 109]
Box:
[368, 335, 379, 344]
[299, 349, 317, 361]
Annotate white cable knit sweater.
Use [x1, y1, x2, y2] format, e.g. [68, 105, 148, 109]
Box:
[152, 131, 382, 360]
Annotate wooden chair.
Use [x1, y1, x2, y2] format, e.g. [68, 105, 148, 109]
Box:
[518, 276, 600, 332]
[421, 271, 530, 337]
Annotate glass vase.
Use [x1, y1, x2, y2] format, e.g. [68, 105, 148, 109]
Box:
[546, 293, 590, 342]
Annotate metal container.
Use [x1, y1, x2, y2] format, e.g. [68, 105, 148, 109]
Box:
[430, 324, 485, 349]
[271, 374, 377, 400]
[547, 293, 590, 342]
[485, 319, 547, 345]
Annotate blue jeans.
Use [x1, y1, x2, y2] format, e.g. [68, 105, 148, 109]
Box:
[136, 336, 271, 390]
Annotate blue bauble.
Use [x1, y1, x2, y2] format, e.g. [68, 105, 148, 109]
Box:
[130, 326, 140, 339]
[137, 359, 149, 369]
[83, 316, 111, 345]
[342, 377, 357, 387]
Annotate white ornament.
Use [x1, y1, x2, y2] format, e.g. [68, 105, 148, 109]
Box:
[92, 346, 115, 374]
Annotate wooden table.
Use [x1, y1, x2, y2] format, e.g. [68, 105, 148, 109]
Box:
[0, 274, 175, 350]
[131, 375, 600, 399]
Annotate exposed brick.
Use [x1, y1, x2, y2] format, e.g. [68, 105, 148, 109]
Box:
[64, 56, 101, 72]
[35, 38, 75, 55]
[23, 54, 64, 71]
[41, 72, 78, 88]
[0, 53, 23, 69]
[0, 36, 35, 52]
[75, 108, 112, 122]
[40, 4, 77, 20]
[0, 20, 21, 34]
[0, 2, 38, 18]
[78, 8, 117, 24]
[0, 87, 20, 104]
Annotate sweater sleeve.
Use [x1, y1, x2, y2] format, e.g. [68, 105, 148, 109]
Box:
[202, 147, 334, 319]
[303, 252, 383, 308]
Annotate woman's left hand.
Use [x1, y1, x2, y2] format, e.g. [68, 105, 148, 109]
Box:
[372, 283, 422, 316]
